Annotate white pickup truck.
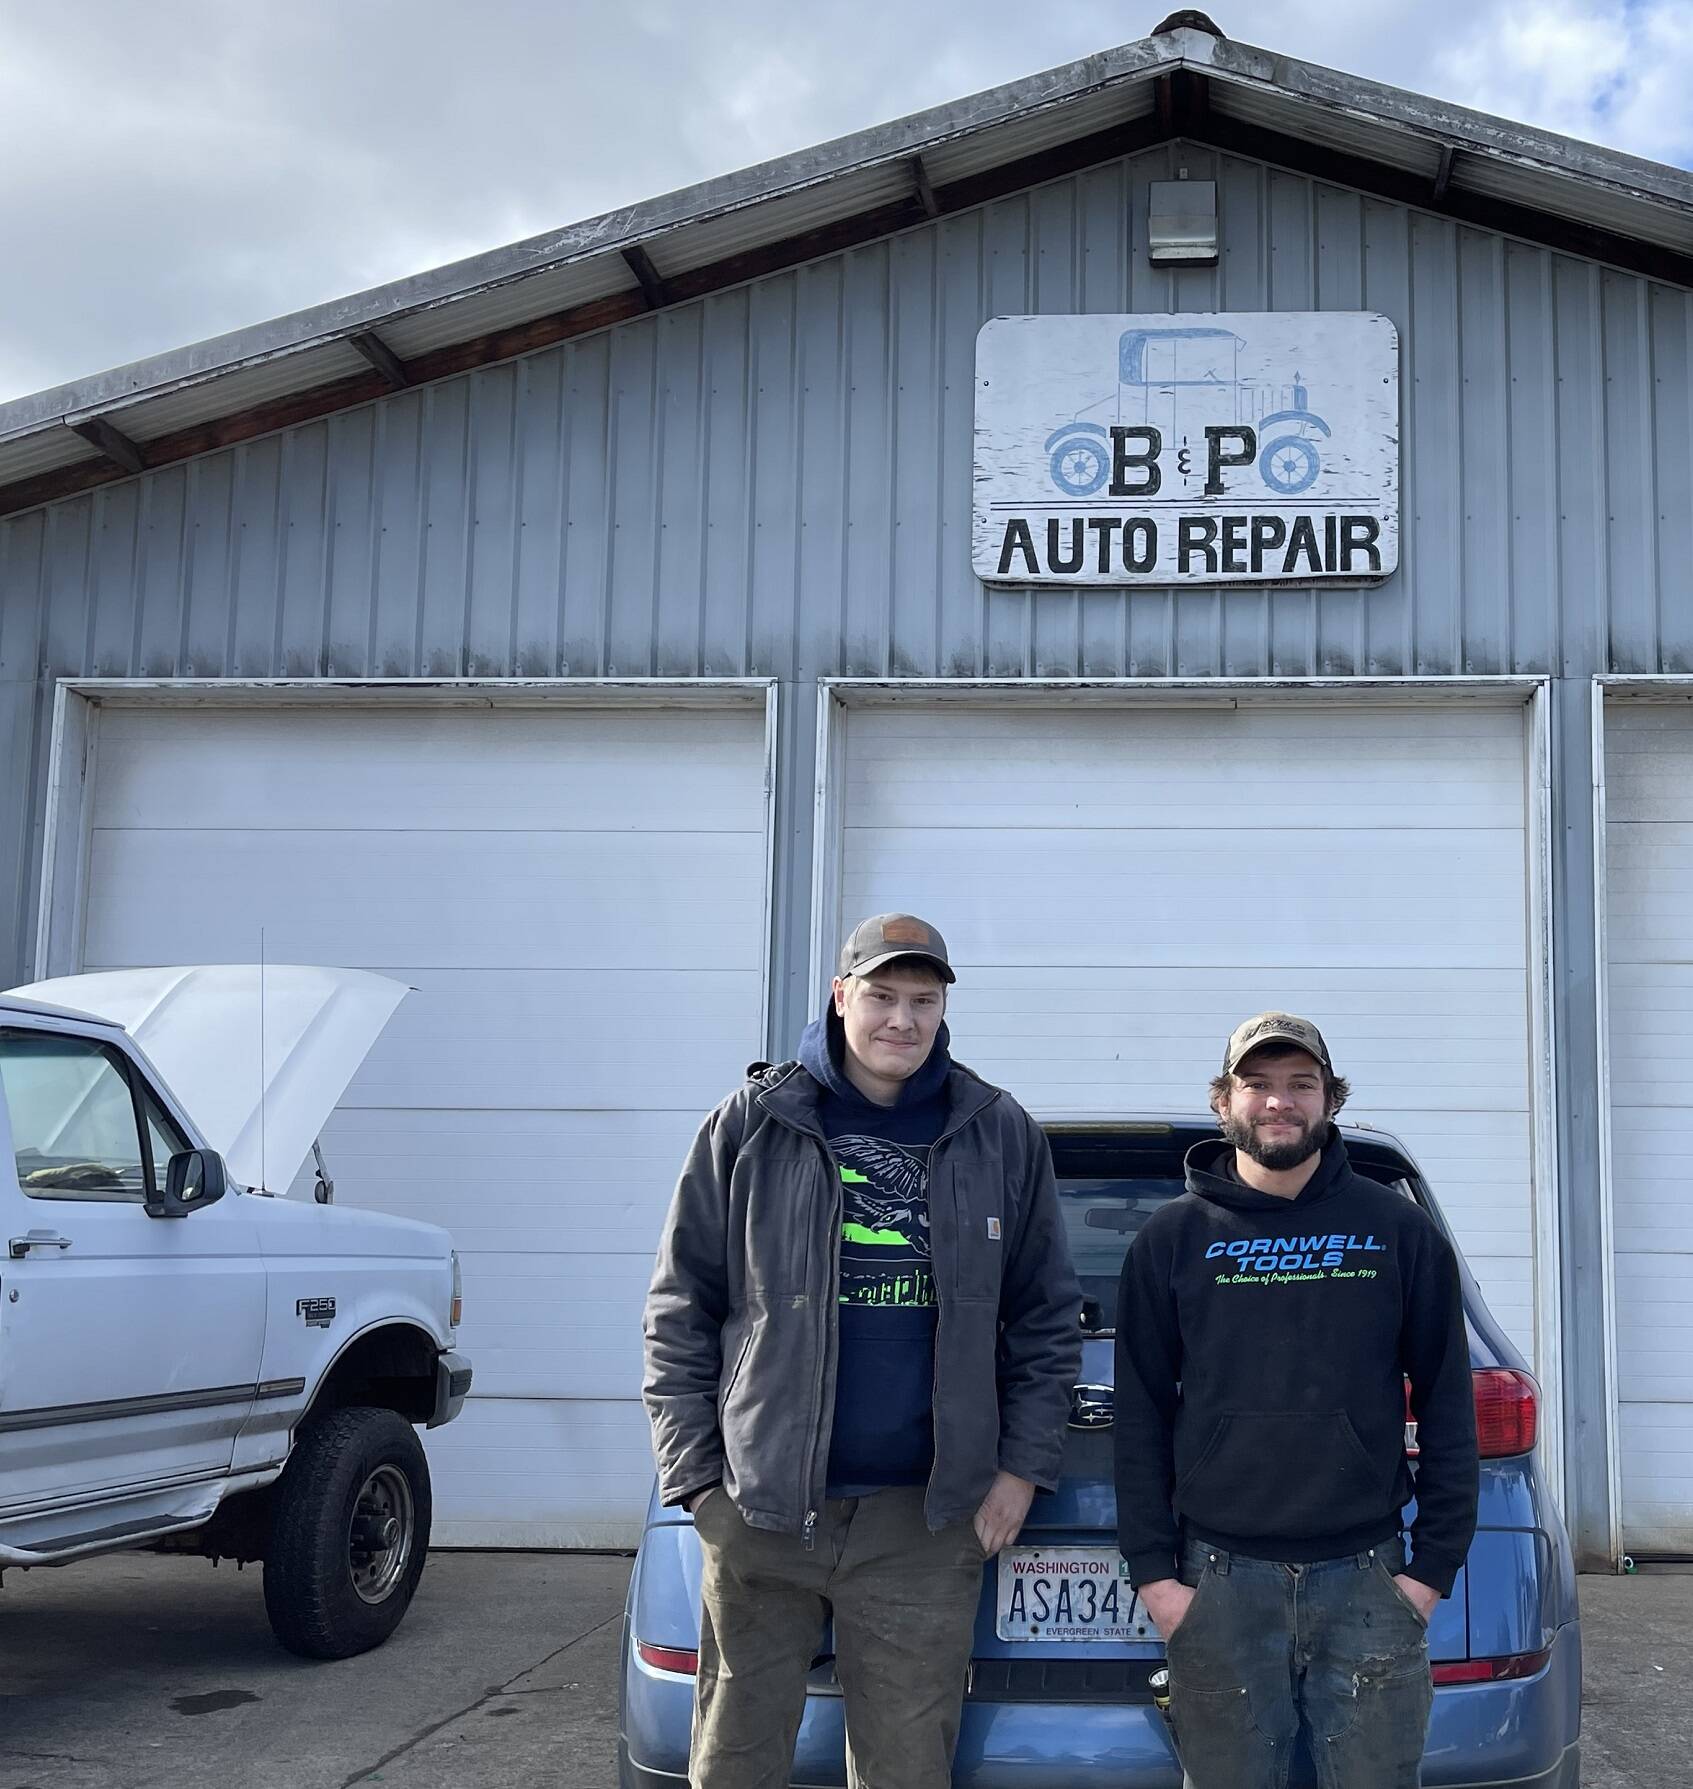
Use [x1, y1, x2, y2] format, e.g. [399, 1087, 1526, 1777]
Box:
[0, 965, 469, 1659]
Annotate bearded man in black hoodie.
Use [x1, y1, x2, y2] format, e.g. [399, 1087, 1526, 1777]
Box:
[1114, 1013, 1478, 1789]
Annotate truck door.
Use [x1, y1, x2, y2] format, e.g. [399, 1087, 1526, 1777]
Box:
[0, 1023, 267, 1514]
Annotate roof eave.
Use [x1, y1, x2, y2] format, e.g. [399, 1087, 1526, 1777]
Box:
[1197, 31, 1693, 215]
[1, 22, 1690, 499]
[0, 33, 1186, 448]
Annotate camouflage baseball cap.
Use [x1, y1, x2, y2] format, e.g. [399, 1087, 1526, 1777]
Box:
[1222, 1011, 1332, 1074]
[837, 913, 955, 984]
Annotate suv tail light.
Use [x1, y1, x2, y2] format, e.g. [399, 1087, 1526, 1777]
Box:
[1473, 1368, 1537, 1457]
[637, 1641, 699, 1674]
[1433, 1649, 1550, 1685]
[1404, 1368, 1537, 1460]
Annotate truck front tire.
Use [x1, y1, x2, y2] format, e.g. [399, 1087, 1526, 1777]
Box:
[263, 1406, 433, 1659]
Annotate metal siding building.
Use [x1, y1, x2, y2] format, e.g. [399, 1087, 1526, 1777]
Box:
[2, 23, 1691, 1559]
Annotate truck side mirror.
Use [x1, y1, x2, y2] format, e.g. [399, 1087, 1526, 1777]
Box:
[147, 1148, 229, 1219]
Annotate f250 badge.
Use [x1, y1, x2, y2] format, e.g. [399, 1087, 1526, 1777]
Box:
[296, 1297, 336, 1329]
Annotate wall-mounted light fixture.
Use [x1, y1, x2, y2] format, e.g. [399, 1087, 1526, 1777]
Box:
[1147, 173, 1218, 266]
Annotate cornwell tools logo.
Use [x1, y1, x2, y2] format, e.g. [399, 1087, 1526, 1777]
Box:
[1206, 1233, 1386, 1284]
[973, 312, 1399, 588]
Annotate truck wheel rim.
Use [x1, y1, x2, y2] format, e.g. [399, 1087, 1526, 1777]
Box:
[348, 1464, 414, 1604]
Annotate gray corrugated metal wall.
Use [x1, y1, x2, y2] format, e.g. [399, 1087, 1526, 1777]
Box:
[2, 138, 1690, 1562]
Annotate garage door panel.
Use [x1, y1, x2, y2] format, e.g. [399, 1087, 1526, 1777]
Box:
[1603, 700, 1693, 1553]
[452, 1251, 651, 1400]
[336, 970, 761, 1109]
[849, 710, 1525, 831]
[86, 829, 764, 969]
[844, 832, 1526, 970]
[1607, 1109, 1693, 1251]
[958, 965, 1529, 1013]
[1605, 963, 1693, 1095]
[954, 1018, 1526, 1106]
[299, 1107, 701, 1253]
[1601, 713, 1693, 823]
[74, 699, 767, 1547]
[1616, 1404, 1693, 1553]
[427, 1397, 657, 1550]
[841, 700, 1537, 1365]
[1614, 1252, 1693, 1402]
[94, 708, 765, 832]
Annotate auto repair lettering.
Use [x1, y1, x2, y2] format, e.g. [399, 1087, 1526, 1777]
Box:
[994, 507, 1385, 583]
[1204, 1233, 1387, 1278]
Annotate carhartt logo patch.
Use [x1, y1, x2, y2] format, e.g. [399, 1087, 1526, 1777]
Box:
[986, 1217, 1002, 1240]
[882, 917, 932, 945]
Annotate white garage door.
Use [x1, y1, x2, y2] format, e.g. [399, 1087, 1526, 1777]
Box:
[831, 700, 1541, 1361]
[1602, 700, 1693, 1556]
[74, 700, 770, 1547]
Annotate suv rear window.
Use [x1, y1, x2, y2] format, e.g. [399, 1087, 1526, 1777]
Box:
[1057, 1176, 1185, 1334]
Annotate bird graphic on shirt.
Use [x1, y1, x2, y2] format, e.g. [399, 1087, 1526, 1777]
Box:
[832, 1134, 932, 1260]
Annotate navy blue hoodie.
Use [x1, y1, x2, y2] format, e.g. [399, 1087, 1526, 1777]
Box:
[797, 1009, 952, 1492]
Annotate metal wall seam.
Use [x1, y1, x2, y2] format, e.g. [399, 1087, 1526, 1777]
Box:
[1589, 676, 1623, 1565]
[758, 680, 783, 1064]
[1526, 678, 1566, 1516]
[806, 683, 848, 1027]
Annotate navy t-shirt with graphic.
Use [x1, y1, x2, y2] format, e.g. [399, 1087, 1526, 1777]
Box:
[797, 1011, 950, 1493]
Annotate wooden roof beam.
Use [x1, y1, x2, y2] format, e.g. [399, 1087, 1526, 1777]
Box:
[912, 154, 941, 219]
[622, 245, 670, 310]
[1431, 143, 1457, 204]
[349, 330, 411, 389]
[67, 414, 144, 475]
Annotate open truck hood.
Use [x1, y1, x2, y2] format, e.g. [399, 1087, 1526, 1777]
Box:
[4, 966, 407, 1194]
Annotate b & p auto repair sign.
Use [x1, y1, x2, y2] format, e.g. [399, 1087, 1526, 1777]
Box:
[973, 313, 1398, 587]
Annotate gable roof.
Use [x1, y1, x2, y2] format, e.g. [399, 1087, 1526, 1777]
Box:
[3, 13, 1690, 518]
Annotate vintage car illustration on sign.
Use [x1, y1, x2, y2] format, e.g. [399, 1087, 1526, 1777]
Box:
[1044, 326, 1335, 500]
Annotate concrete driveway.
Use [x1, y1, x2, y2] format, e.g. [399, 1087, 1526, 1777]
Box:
[0, 1550, 630, 1789]
[1, 1553, 1688, 1787]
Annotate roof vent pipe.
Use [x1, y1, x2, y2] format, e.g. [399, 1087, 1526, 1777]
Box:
[1151, 10, 1226, 35]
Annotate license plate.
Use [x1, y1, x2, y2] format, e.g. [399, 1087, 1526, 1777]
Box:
[995, 1546, 1159, 1641]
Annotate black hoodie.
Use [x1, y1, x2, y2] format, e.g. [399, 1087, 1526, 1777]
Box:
[797, 1009, 953, 1492]
[1114, 1133, 1478, 1596]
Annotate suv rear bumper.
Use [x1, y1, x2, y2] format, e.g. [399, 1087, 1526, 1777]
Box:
[429, 1351, 472, 1428]
[617, 1738, 1581, 1789]
[621, 1622, 1581, 1789]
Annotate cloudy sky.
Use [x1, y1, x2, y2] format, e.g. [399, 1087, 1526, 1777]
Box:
[2, 0, 1689, 405]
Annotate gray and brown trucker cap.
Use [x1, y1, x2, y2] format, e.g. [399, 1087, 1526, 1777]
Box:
[837, 913, 955, 984]
[1222, 1010, 1333, 1075]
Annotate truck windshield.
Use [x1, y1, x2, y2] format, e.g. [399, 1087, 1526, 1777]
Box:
[1057, 1176, 1187, 1334]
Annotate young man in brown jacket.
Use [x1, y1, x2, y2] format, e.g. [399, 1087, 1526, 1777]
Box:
[644, 913, 1080, 1789]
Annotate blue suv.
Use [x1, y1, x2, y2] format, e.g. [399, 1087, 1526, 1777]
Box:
[618, 1117, 1581, 1788]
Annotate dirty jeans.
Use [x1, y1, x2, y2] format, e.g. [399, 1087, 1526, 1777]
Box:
[1166, 1535, 1434, 1789]
[690, 1485, 984, 1789]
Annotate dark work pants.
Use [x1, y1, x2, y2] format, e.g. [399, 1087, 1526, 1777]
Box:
[690, 1486, 984, 1789]
[1166, 1535, 1434, 1789]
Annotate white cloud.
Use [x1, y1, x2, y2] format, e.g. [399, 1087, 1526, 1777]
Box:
[1430, 1, 1693, 162]
[0, 0, 1687, 404]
